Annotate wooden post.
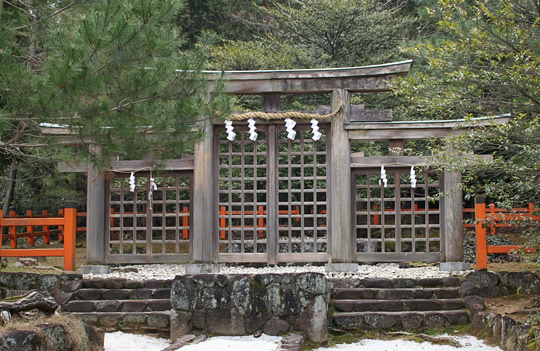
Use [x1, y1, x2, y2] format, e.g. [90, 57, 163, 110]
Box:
[42, 207, 50, 244]
[192, 119, 214, 263]
[263, 93, 281, 113]
[8, 207, 16, 248]
[329, 89, 352, 263]
[63, 201, 77, 271]
[58, 207, 64, 242]
[86, 146, 107, 264]
[442, 170, 464, 262]
[26, 208, 34, 245]
[475, 195, 488, 270]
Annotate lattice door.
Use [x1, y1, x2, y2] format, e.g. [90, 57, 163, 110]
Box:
[107, 172, 192, 263]
[215, 124, 329, 263]
[352, 167, 442, 262]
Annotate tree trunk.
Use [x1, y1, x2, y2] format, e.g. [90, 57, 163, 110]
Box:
[0, 291, 58, 314]
[2, 159, 17, 214]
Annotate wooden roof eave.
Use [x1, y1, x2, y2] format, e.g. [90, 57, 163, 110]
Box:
[198, 60, 413, 94]
[345, 114, 511, 140]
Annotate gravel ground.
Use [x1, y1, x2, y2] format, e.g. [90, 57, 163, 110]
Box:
[104, 333, 501, 351]
[83, 262, 471, 281]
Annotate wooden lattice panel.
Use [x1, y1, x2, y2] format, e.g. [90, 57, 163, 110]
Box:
[277, 125, 328, 259]
[216, 126, 268, 257]
[107, 172, 191, 263]
[353, 168, 441, 261]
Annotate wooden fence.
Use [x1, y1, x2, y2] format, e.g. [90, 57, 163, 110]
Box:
[474, 197, 538, 270]
[0, 202, 77, 271]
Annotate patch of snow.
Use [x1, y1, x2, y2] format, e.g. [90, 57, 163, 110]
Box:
[180, 335, 281, 351]
[104, 331, 170, 351]
[313, 335, 502, 351]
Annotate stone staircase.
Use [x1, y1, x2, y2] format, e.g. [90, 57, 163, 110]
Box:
[63, 278, 172, 334]
[331, 277, 470, 330]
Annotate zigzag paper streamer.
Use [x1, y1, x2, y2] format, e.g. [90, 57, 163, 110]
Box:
[310, 118, 322, 141]
[247, 118, 258, 141]
[379, 165, 388, 188]
[284, 118, 296, 140]
[225, 120, 236, 141]
[410, 166, 417, 188]
[129, 172, 136, 192]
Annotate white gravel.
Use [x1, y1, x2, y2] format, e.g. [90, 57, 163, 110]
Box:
[83, 263, 471, 281]
[104, 333, 501, 351]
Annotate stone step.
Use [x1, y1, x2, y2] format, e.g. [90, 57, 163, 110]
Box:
[333, 310, 469, 330]
[65, 299, 172, 313]
[333, 298, 465, 312]
[328, 276, 461, 289]
[73, 288, 170, 300]
[333, 287, 460, 300]
[81, 279, 173, 290]
[67, 311, 170, 332]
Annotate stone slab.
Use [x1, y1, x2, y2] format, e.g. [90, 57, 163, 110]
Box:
[325, 263, 359, 273]
[440, 262, 470, 272]
[79, 265, 109, 275]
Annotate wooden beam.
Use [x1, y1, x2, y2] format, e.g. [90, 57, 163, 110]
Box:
[345, 115, 511, 140]
[202, 60, 412, 94]
[351, 156, 429, 167]
[58, 157, 195, 173]
[329, 89, 353, 263]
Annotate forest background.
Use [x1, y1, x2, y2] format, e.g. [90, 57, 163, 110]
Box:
[1, 0, 539, 240]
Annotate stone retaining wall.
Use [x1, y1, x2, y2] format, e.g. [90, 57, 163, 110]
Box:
[170, 273, 328, 344]
[461, 271, 540, 298]
[471, 313, 540, 351]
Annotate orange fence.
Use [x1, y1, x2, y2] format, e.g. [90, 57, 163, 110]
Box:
[0, 201, 77, 271]
[475, 198, 538, 270]
[465, 202, 540, 235]
[219, 206, 301, 239]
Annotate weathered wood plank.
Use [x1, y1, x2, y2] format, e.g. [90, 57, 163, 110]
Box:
[350, 156, 429, 167]
[202, 61, 412, 94]
[58, 157, 195, 173]
[329, 89, 353, 263]
[192, 120, 214, 263]
[86, 146, 106, 264]
[263, 93, 281, 113]
[316, 105, 392, 122]
[442, 170, 463, 262]
[354, 252, 440, 263]
[345, 115, 511, 140]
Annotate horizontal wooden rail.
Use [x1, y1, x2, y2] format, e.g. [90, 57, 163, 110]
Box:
[0, 202, 77, 271]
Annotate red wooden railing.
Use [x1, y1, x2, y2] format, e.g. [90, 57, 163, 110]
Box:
[475, 197, 538, 270]
[0, 201, 77, 271]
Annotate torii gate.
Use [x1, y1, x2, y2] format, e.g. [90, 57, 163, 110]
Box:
[43, 60, 509, 271]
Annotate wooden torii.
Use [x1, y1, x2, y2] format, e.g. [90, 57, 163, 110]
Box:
[42, 60, 510, 267]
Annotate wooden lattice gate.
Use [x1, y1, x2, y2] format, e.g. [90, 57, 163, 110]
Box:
[106, 172, 192, 263]
[352, 167, 442, 262]
[215, 124, 330, 264]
